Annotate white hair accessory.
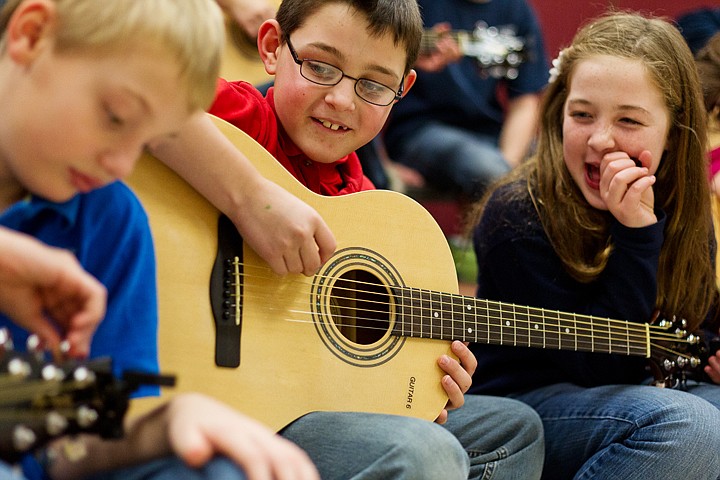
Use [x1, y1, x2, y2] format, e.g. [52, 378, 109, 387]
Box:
[548, 49, 565, 83]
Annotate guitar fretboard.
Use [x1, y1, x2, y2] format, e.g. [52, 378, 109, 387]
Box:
[420, 30, 473, 53]
[392, 287, 650, 357]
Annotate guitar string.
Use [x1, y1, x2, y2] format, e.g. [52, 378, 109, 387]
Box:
[215, 262, 688, 349]
[233, 262, 684, 343]
[233, 287, 694, 359]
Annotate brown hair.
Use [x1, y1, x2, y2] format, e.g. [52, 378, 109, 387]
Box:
[470, 12, 715, 328]
[275, 0, 423, 73]
[696, 32, 720, 123]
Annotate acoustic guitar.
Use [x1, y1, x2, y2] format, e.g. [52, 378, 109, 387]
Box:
[126, 115, 705, 431]
[420, 22, 526, 79]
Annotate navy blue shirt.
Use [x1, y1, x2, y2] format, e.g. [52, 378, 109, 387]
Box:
[384, 0, 549, 149]
[469, 180, 666, 395]
[0, 182, 160, 397]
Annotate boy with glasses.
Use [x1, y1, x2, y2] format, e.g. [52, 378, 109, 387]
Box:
[152, 0, 544, 478]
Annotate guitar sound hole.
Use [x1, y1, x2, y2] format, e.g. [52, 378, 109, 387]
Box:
[331, 270, 390, 345]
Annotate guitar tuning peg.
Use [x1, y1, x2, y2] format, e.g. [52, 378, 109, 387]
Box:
[12, 425, 37, 453]
[0, 327, 13, 351]
[46, 411, 69, 436]
[41, 364, 65, 382]
[7, 357, 32, 378]
[76, 405, 99, 428]
[72, 366, 96, 386]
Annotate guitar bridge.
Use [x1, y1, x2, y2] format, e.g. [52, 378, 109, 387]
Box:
[210, 215, 244, 368]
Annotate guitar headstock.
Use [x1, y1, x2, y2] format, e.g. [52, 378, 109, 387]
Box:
[647, 313, 707, 389]
[0, 331, 175, 463]
[466, 22, 526, 80]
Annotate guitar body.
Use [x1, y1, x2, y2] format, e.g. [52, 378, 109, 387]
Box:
[127, 116, 457, 431]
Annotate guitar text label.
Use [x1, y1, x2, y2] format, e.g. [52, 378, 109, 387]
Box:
[406, 376, 416, 409]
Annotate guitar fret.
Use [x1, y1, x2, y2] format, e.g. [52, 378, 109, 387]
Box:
[451, 294, 464, 341]
[557, 312, 577, 350]
[545, 310, 560, 349]
[513, 304, 531, 348]
[594, 318, 611, 354]
[428, 289, 441, 339]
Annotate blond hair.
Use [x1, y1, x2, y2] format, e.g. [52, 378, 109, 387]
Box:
[1, 0, 224, 112]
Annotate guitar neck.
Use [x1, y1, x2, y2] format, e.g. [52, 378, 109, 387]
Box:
[420, 30, 474, 56]
[392, 287, 650, 357]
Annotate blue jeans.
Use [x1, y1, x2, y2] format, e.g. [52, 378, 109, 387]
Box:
[389, 122, 510, 198]
[513, 382, 720, 480]
[85, 457, 247, 480]
[282, 395, 544, 480]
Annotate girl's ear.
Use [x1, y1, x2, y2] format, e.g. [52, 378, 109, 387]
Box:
[257, 19, 282, 75]
[5, 0, 57, 65]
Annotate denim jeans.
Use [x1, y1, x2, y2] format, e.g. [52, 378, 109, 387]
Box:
[84, 457, 247, 480]
[389, 122, 510, 199]
[512, 382, 720, 480]
[445, 394, 545, 480]
[283, 394, 543, 480]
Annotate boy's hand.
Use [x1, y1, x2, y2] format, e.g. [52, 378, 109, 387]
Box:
[0, 229, 106, 357]
[599, 150, 657, 228]
[233, 179, 336, 276]
[167, 393, 320, 480]
[434, 340, 476, 424]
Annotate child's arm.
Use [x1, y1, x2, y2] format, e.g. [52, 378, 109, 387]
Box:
[0, 228, 106, 358]
[47, 392, 320, 480]
[150, 112, 336, 276]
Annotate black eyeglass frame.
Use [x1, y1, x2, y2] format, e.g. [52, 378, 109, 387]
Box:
[285, 36, 405, 107]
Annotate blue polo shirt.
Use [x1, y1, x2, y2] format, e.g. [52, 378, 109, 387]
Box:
[0, 182, 159, 397]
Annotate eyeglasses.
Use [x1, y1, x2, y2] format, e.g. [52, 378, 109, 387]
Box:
[286, 36, 404, 107]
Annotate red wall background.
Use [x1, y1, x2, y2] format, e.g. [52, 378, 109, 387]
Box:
[527, 0, 719, 58]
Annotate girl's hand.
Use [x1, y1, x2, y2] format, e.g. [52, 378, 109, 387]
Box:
[434, 341, 476, 424]
[705, 349, 720, 384]
[599, 149, 657, 228]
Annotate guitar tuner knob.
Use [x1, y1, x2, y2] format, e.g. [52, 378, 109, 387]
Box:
[690, 357, 701, 368]
[12, 425, 37, 452]
[26, 334, 43, 353]
[73, 366, 96, 385]
[76, 405, 99, 428]
[41, 364, 65, 382]
[0, 327, 12, 349]
[7, 358, 31, 378]
[662, 359, 675, 371]
[46, 411, 69, 436]
[676, 356, 688, 368]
